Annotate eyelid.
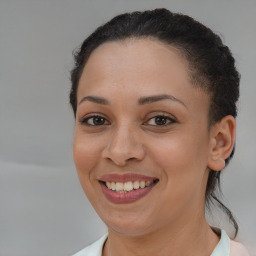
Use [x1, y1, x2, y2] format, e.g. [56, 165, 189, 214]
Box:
[146, 117, 175, 126]
[144, 112, 177, 123]
[79, 113, 110, 126]
[78, 111, 177, 126]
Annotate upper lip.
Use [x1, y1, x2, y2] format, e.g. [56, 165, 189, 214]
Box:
[99, 173, 158, 183]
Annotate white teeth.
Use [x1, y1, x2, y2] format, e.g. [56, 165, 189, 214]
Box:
[124, 181, 133, 191]
[110, 182, 116, 191]
[133, 181, 140, 189]
[146, 181, 151, 186]
[104, 180, 154, 193]
[115, 182, 124, 191]
[106, 181, 111, 189]
[140, 181, 146, 188]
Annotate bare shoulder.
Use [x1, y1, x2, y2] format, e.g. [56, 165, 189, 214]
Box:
[230, 240, 250, 256]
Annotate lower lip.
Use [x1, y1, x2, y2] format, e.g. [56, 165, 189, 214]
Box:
[100, 182, 157, 204]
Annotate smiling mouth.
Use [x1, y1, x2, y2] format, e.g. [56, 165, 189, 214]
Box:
[100, 179, 159, 193]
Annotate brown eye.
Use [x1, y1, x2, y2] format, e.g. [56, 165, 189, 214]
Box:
[155, 116, 168, 125]
[147, 115, 175, 126]
[80, 115, 109, 126]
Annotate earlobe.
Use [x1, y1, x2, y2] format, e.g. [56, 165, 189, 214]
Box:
[207, 115, 236, 171]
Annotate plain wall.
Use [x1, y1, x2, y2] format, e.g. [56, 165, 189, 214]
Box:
[0, 0, 255, 255]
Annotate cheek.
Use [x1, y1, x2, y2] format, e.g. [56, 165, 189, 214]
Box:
[73, 132, 100, 179]
[150, 130, 210, 180]
[150, 133, 209, 213]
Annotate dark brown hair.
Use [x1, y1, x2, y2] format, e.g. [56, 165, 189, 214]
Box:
[70, 8, 240, 236]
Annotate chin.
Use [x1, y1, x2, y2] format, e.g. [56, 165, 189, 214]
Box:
[100, 211, 156, 236]
[108, 222, 153, 237]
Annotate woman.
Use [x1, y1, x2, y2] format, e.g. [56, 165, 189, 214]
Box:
[70, 8, 249, 256]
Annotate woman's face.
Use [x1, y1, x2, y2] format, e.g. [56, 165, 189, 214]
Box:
[73, 39, 214, 236]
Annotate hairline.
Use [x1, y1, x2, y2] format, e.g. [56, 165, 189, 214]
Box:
[75, 35, 215, 126]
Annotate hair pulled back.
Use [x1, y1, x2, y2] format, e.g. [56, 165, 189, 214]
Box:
[70, 8, 240, 236]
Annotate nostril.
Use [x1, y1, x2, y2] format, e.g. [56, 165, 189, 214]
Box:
[102, 138, 146, 166]
[127, 157, 136, 161]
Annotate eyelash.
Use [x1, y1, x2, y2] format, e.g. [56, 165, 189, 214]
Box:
[145, 115, 176, 126]
[80, 115, 110, 126]
[79, 113, 176, 127]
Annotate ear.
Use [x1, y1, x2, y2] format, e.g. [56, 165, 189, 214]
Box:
[207, 115, 236, 171]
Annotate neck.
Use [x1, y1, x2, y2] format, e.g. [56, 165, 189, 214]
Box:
[103, 213, 219, 256]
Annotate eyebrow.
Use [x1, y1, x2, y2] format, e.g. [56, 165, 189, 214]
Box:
[78, 94, 186, 108]
[78, 96, 109, 105]
[138, 94, 187, 108]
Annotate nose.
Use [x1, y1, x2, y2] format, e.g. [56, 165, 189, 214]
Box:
[102, 125, 146, 166]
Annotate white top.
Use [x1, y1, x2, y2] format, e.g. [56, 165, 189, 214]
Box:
[73, 230, 250, 256]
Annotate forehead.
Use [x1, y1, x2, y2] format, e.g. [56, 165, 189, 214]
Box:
[77, 38, 209, 115]
[79, 39, 190, 92]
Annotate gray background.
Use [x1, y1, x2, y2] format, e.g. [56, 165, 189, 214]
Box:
[0, 0, 255, 255]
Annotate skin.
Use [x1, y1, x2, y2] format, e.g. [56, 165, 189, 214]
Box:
[73, 39, 236, 256]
